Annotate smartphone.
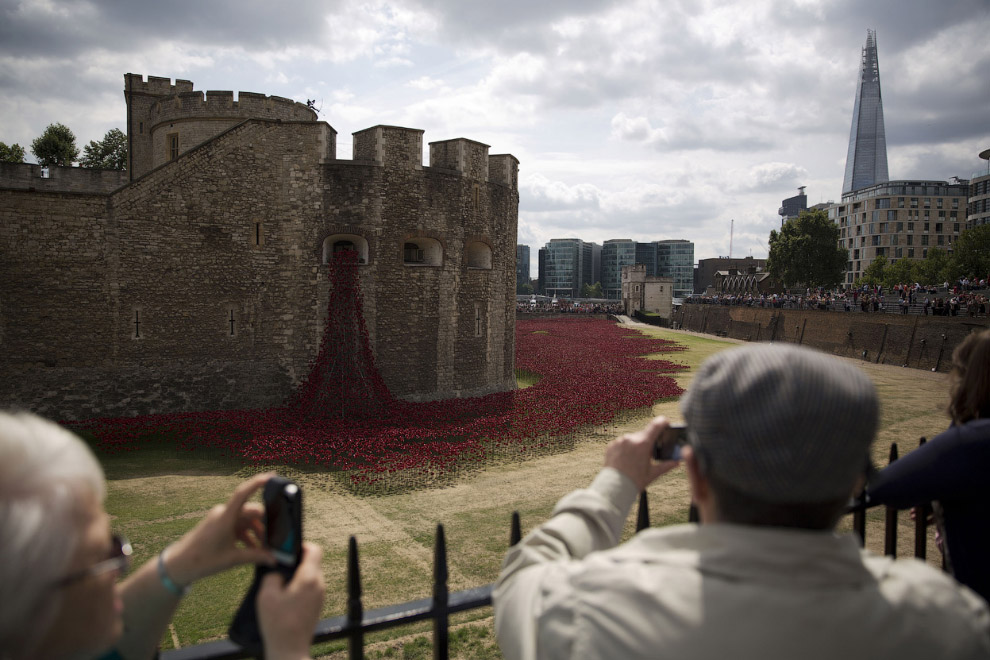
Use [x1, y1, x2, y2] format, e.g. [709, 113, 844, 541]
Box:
[653, 423, 688, 461]
[229, 476, 303, 651]
[263, 477, 303, 576]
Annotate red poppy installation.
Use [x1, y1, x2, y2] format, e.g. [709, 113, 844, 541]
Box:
[70, 252, 687, 493]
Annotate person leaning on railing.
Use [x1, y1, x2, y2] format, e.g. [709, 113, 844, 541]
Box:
[0, 411, 326, 660]
[867, 328, 990, 603]
[493, 344, 990, 660]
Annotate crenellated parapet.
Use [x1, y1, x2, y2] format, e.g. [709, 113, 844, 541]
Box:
[488, 154, 520, 189]
[352, 125, 424, 170]
[125, 74, 195, 97]
[149, 89, 315, 127]
[429, 138, 489, 181]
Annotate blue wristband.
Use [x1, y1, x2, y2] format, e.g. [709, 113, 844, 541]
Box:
[157, 546, 190, 597]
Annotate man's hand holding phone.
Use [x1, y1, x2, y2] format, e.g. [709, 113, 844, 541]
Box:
[604, 416, 684, 491]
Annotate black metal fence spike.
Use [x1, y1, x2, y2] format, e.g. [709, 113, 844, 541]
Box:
[433, 524, 449, 660]
[884, 444, 899, 557]
[636, 491, 650, 531]
[510, 511, 521, 546]
[347, 536, 363, 660]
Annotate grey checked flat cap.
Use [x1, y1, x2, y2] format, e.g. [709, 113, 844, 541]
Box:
[680, 343, 878, 503]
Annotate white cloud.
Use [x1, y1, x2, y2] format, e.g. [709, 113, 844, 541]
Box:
[1, 0, 985, 264]
[407, 76, 445, 90]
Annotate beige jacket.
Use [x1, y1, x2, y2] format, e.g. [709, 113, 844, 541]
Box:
[494, 468, 990, 660]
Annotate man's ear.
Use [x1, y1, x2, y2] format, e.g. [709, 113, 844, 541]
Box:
[851, 472, 867, 498]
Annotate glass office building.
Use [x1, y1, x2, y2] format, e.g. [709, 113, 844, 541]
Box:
[515, 244, 531, 291]
[602, 240, 637, 299]
[656, 240, 695, 298]
[539, 238, 599, 298]
[842, 30, 889, 194]
[602, 239, 694, 299]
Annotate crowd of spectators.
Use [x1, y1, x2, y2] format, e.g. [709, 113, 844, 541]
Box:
[686, 277, 989, 317]
[516, 300, 624, 315]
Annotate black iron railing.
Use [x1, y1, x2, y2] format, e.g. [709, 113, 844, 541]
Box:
[162, 439, 933, 660]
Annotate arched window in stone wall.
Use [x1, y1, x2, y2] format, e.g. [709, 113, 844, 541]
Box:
[465, 241, 492, 269]
[403, 237, 442, 266]
[322, 234, 369, 264]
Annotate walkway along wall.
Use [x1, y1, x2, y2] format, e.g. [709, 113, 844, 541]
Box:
[672, 305, 989, 372]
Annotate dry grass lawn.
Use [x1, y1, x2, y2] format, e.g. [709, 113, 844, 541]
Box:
[102, 324, 953, 657]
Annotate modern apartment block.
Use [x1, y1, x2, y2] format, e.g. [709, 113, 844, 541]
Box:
[516, 244, 531, 291]
[831, 181, 969, 284]
[842, 30, 889, 195]
[969, 149, 990, 229]
[537, 238, 600, 298]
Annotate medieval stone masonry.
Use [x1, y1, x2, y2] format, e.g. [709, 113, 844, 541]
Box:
[0, 74, 519, 420]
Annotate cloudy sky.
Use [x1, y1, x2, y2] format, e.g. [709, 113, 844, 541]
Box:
[2, 0, 988, 274]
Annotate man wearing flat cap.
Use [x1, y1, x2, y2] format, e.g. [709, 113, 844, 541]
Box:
[494, 344, 990, 660]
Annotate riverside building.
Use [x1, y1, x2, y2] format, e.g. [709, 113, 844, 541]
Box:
[831, 180, 968, 285]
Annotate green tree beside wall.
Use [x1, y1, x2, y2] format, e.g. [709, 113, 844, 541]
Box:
[767, 209, 847, 289]
[80, 128, 127, 170]
[0, 141, 26, 163]
[31, 122, 79, 167]
[949, 225, 990, 281]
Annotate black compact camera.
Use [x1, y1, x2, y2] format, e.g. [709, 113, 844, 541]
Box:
[653, 423, 688, 461]
[229, 476, 303, 651]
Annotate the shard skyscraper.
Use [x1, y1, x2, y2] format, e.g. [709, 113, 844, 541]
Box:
[842, 30, 889, 194]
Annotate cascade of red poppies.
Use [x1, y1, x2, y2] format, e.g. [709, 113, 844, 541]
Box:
[69, 267, 690, 493]
[286, 250, 394, 421]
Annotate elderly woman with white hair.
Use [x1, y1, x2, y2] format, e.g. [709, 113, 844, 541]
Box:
[0, 411, 325, 660]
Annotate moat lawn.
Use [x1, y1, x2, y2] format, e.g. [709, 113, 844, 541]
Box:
[97, 326, 951, 658]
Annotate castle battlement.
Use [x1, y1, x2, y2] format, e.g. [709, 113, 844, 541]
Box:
[352, 125, 424, 171]
[429, 138, 490, 182]
[149, 88, 315, 126]
[125, 73, 194, 96]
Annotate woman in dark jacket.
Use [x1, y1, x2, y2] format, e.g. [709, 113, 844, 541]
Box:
[868, 328, 990, 602]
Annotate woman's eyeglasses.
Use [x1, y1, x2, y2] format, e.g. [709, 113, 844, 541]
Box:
[53, 535, 132, 589]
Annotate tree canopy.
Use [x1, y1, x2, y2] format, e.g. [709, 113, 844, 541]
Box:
[767, 208, 847, 289]
[80, 128, 127, 170]
[31, 122, 79, 167]
[581, 281, 604, 298]
[949, 224, 990, 281]
[0, 141, 26, 163]
[858, 254, 888, 286]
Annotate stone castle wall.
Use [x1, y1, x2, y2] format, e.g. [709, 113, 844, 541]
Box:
[673, 305, 988, 372]
[0, 162, 128, 194]
[0, 75, 519, 420]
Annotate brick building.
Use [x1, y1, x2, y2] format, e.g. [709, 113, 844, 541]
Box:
[0, 74, 519, 420]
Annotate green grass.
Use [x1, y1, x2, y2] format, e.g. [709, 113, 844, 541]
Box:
[514, 369, 541, 389]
